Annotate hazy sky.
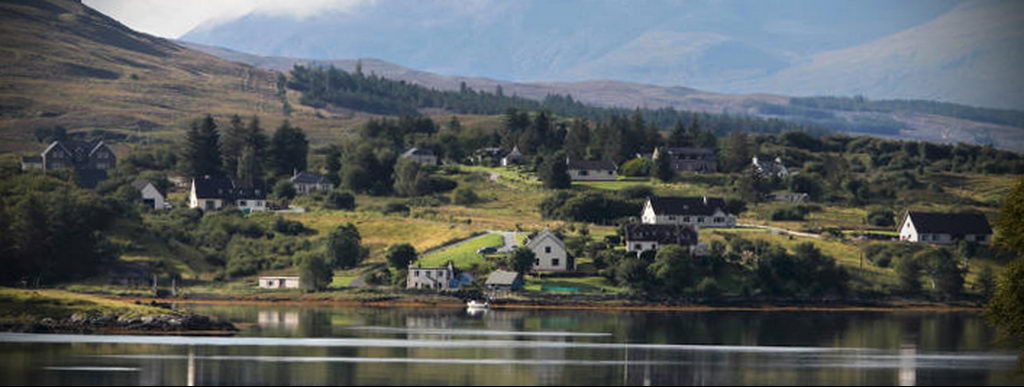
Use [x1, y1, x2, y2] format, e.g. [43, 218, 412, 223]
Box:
[84, 0, 372, 38]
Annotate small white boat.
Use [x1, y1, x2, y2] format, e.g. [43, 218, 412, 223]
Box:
[466, 300, 489, 309]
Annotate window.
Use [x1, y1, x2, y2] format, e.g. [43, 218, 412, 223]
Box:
[414, 271, 419, 277]
[534, 259, 540, 266]
[668, 216, 676, 221]
[634, 244, 643, 251]
[714, 217, 724, 223]
[579, 170, 589, 176]
[697, 217, 704, 223]
[683, 217, 691, 222]
[545, 246, 552, 254]
[552, 259, 560, 267]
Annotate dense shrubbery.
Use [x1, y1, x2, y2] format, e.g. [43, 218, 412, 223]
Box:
[770, 205, 810, 221]
[539, 191, 641, 225]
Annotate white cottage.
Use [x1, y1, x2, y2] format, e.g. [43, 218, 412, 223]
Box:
[898, 211, 993, 245]
[132, 179, 168, 210]
[525, 229, 573, 272]
[259, 276, 301, 289]
[189, 175, 267, 212]
[641, 196, 736, 228]
[407, 262, 458, 290]
[290, 171, 334, 195]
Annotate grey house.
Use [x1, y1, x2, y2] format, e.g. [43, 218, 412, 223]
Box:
[486, 270, 524, 293]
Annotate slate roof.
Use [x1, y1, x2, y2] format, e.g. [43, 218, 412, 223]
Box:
[485, 270, 521, 286]
[525, 229, 566, 251]
[131, 179, 153, 191]
[504, 146, 523, 159]
[193, 175, 266, 200]
[567, 160, 617, 171]
[624, 224, 699, 245]
[906, 212, 992, 235]
[21, 156, 42, 163]
[290, 171, 330, 185]
[647, 196, 729, 216]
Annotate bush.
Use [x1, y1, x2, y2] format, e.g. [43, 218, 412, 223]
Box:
[274, 217, 312, 236]
[866, 208, 895, 227]
[384, 202, 411, 215]
[770, 205, 810, 221]
[619, 158, 651, 177]
[299, 252, 332, 291]
[618, 185, 654, 200]
[273, 180, 297, 201]
[324, 190, 356, 210]
[452, 187, 481, 205]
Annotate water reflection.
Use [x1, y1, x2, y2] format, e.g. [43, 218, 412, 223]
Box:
[0, 306, 1021, 386]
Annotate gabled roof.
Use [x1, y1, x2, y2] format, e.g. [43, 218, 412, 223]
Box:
[567, 160, 617, 171]
[525, 229, 566, 251]
[905, 211, 992, 235]
[504, 146, 523, 159]
[486, 270, 521, 286]
[290, 171, 330, 185]
[646, 196, 729, 216]
[624, 224, 698, 245]
[192, 175, 235, 198]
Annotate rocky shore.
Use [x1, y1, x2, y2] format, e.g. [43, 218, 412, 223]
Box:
[1, 312, 237, 335]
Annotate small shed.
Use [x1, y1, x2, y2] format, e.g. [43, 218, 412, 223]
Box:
[485, 270, 524, 292]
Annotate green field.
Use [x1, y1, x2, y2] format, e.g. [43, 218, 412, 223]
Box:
[0, 287, 174, 324]
[416, 233, 505, 269]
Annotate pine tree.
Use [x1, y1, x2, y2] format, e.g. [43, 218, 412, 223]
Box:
[652, 147, 675, 182]
[236, 146, 257, 188]
[268, 121, 309, 177]
[326, 147, 342, 187]
[220, 115, 246, 178]
[564, 118, 591, 160]
[668, 120, 692, 147]
[182, 115, 222, 177]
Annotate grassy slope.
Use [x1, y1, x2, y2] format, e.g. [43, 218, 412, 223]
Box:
[416, 233, 504, 269]
[0, 287, 173, 324]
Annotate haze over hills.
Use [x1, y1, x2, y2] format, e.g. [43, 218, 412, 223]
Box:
[182, 41, 1024, 152]
[178, 0, 1024, 111]
[1, 0, 1023, 154]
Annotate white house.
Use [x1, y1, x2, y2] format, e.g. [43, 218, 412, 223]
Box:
[132, 179, 168, 210]
[624, 223, 699, 256]
[189, 175, 267, 213]
[401, 147, 439, 166]
[641, 196, 736, 228]
[258, 276, 301, 289]
[898, 211, 993, 245]
[407, 262, 458, 290]
[752, 156, 789, 177]
[501, 146, 524, 167]
[290, 171, 334, 195]
[525, 229, 573, 272]
[567, 160, 618, 181]
[656, 147, 717, 173]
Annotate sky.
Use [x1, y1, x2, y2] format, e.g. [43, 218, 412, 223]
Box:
[83, 0, 372, 38]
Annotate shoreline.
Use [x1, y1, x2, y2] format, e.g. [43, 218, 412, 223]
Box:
[119, 296, 986, 313]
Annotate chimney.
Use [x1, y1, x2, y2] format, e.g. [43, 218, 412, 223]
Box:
[703, 196, 708, 205]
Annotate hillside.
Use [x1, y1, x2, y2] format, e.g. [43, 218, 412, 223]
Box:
[0, 0, 360, 152]
[182, 42, 1024, 152]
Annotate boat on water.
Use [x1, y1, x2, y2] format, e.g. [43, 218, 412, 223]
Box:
[466, 300, 489, 309]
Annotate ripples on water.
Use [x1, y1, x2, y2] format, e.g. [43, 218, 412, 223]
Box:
[0, 306, 1021, 386]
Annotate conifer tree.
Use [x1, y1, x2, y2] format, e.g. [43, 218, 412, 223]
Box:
[220, 114, 247, 178]
[182, 115, 222, 177]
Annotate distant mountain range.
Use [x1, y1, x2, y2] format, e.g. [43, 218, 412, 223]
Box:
[180, 0, 1024, 111]
[181, 41, 1024, 152]
[1, 0, 1022, 154]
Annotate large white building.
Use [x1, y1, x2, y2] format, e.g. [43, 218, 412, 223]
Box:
[898, 211, 992, 245]
[624, 223, 699, 256]
[189, 175, 267, 213]
[525, 229, 573, 272]
[132, 179, 168, 210]
[641, 196, 736, 228]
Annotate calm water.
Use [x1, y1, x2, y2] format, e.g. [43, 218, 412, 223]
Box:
[0, 305, 1021, 386]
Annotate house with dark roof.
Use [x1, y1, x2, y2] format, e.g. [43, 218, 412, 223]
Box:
[525, 229, 573, 272]
[641, 196, 737, 228]
[898, 211, 993, 245]
[624, 224, 699, 255]
[401, 147, 438, 166]
[189, 175, 267, 213]
[289, 171, 334, 195]
[752, 156, 789, 177]
[23, 140, 117, 188]
[655, 147, 717, 173]
[567, 159, 618, 181]
[132, 179, 168, 210]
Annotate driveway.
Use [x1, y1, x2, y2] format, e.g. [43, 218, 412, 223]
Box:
[495, 231, 522, 253]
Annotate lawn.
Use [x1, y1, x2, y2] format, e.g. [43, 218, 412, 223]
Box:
[524, 275, 625, 294]
[416, 233, 505, 269]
